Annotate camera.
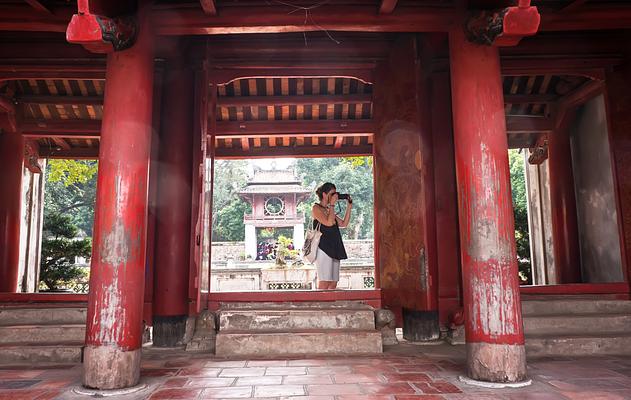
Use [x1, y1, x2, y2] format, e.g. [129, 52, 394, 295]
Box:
[337, 193, 352, 203]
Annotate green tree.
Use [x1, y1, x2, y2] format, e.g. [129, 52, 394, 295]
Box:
[296, 157, 374, 239]
[44, 160, 98, 236]
[39, 212, 91, 291]
[211, 160, 250, 241]
[509, 149, 532, 284]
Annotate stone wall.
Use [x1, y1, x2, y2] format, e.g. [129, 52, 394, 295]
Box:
[210, 264, 375, 292]
[211, 240, 374, 261]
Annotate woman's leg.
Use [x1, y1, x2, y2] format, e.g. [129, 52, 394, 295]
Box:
[317, 280, 332, 289]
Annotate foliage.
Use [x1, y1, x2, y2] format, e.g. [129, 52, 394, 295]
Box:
[211, 160, 250, 241]
[295, 157, 374, 239]
[44, 160, 98, 236]
[39, 212, 91, 291]
[509, 149, 532, 284]
[274, 235, 300, 267]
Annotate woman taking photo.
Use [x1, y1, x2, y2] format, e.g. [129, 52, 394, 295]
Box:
[312, 182, 352, 290]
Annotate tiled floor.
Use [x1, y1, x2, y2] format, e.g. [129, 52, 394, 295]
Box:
[2, 343, 631, 399]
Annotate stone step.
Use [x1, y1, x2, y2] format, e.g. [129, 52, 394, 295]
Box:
[524, 313, 631, 336]
[215, 330, 382, 357]
[521, 300, 631, 316]
[525, 333, 631, 357]
[0, 324, 86, 344]
[0, 343, 83, 364]
[219, 301, 374, 310]
[219, 309, 375, 331]
[0, 306, 87, 326]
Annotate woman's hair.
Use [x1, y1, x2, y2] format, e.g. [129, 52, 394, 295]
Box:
[316, 182, 336, 200]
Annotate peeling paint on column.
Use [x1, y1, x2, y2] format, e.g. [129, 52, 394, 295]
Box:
[449, 28, 526, 351]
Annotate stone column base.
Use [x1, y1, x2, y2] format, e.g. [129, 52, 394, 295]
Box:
[466, 342, 527, 383]
[83, 346, 141, 390]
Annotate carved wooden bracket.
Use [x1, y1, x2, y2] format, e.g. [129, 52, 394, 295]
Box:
[465, 4, 540, 47]
[67, 11, 138, 53]
[24, 140, 42, 174]
[528, 134, 548, 165]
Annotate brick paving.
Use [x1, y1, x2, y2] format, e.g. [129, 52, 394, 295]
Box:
[1, 343, 631, 399]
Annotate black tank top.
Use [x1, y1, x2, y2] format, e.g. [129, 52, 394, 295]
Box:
[313, 204, 348, 260]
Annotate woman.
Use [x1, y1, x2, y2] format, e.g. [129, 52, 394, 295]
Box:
[312, 182, 352, 290]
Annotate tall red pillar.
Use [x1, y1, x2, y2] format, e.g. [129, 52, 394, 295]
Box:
[0, 126, 24, 293]
[152, 59, 194, 347]
[83, 17, 154, 390]
[548, 116, 582, 283]
[449, 29, 527, 383]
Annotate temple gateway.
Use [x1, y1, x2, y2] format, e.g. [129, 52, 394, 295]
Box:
[1, 0, 631, 397]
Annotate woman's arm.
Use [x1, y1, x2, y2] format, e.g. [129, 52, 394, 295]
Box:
[312, 204, 336, 227]
[336, 199, 353, 228]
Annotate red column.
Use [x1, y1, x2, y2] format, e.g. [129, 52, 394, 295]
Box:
[449, 29, 527, 383]
[0, 128, 24, 293]
[548, 115, 582, 283]
[83, 18, 154, 390]
[152, 60, 194, 346]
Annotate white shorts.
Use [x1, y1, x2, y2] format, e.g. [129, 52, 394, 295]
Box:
[315, 248, 340, 281]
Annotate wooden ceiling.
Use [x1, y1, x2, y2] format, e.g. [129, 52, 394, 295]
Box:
[1, 69, 594, 159]
[213, 77, 373, 159]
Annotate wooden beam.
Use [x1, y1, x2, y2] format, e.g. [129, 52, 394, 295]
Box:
[500, 56, 620, 78]
[17, 95, 104, 106]
[39, 146, 99, 159]
[334, 136, 344, 149]
[379, 0, 398, 14]
[152, 6, 457, 35]
[200, 0, 217, 15]
[504, 94, 557, 104]
[51, 137, 71, 150]
[217, 94, 372, 107]
[24, 0, 52, 14]
[560, 0, 590, 13]
[20, 119, 101, 136]
[505, 116, 554, 133]
[215, 119, 375, 137]
[0, 63, 106, 81]
[241, 137, 249, 151]
[214, 143, 373, 159]
[539, 5, 631, 31]
[558, 80, 604, 110]
[0, 5, 72, 32]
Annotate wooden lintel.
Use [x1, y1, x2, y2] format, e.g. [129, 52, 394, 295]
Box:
[506, 116, 554, 134]
[379, 0, 398, 14]
[39, 146, 99, 159]
[334, 136, 344, 149]
[217, 94, 372, 107]
[214, 143, 373, 159]
[18, 95, 104, 106]
[200, 0, 217, 15]
[215, 119, 375, 137]
[504, 94, 557, 104]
